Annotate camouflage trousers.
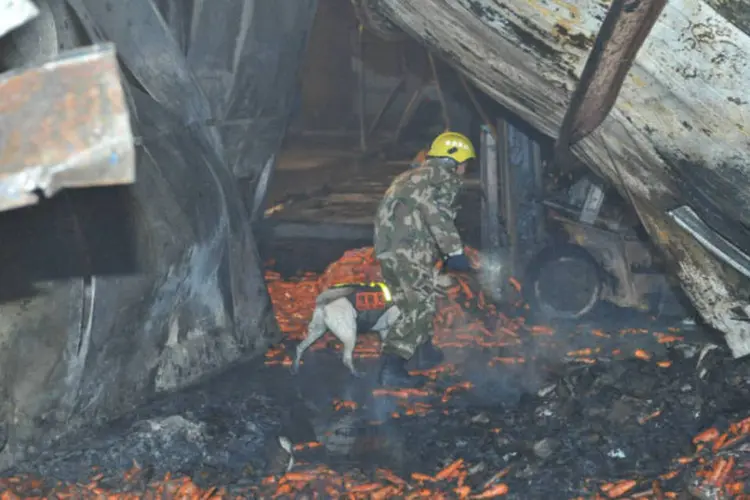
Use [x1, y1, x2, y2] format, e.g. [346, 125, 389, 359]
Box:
[379, 256, 438, 360]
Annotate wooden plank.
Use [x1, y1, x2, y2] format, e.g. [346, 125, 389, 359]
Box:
[357, 24, 367, 152]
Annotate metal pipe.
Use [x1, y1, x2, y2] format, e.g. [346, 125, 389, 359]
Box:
[497, 119, 518, 277]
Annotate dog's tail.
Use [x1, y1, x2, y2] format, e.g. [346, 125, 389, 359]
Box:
[315, 286, 354, 306]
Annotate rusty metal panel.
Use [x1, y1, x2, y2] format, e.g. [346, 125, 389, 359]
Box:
[0, 0, 39, 39]
[0, 43, 135, 212]
[669, 205, 750, 280]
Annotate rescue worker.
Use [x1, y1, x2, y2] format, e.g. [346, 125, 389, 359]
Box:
[374, 131, 476, 387]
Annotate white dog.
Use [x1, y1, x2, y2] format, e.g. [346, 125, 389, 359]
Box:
[291, 283, 400, 377]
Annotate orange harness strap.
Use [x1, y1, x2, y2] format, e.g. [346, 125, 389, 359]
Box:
[354, 291, 387, 310]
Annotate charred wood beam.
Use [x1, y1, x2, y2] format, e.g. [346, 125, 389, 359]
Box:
[357, 24, 367, 152]
[556, 0, 668, 155]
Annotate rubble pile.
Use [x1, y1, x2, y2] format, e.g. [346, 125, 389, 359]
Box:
[1, 246, 750, 498]
[261, 247, 750, 498]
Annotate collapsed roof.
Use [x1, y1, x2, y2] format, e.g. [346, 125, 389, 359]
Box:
[353, 0, 750, 357]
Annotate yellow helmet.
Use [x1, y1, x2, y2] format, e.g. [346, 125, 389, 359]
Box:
[427, 131, 476, 164]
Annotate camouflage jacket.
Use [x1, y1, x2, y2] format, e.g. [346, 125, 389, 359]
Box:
[374, 158, 463, 265]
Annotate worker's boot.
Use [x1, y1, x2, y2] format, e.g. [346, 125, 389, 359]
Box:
[414, 338, 445, 370]
[378, 353, 427, 388]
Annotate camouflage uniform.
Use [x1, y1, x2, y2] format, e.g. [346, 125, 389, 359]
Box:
[374, 158, 464, 359]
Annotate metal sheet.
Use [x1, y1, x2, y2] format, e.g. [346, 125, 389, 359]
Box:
[0, 0, 39, 39]
[479, 125, 501, 253]
[0, 43, 135, 212]
[669, 205, 750, 280]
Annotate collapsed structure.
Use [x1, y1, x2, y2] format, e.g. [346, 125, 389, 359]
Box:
[352, 0, 750, 357]
[0, 0, 749, 481]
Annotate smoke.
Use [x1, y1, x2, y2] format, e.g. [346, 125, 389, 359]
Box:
[475, 250, 508, 305]
[438, 249, 583, 409]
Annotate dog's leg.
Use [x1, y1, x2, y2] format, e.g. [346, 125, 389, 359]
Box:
[326, 300, 363, 378]
[372, 305, 399, 342]
[292, 306, 327, 374]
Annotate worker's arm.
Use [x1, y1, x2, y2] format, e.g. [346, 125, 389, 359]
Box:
[416, 167, 464, 257]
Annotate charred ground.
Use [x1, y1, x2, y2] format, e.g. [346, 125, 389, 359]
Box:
[0, 242, 748, 499]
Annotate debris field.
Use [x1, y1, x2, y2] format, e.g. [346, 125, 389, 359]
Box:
[2, 246, 750, 499]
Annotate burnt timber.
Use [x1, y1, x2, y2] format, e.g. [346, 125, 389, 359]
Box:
[358, 0, 750, 357]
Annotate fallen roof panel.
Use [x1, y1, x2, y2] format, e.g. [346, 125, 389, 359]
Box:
[0, 43, 135, 212]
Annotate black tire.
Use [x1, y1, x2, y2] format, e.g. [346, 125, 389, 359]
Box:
[523, 243, 604, 321]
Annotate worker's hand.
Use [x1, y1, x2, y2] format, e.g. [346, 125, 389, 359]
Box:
[444, 253, 472, 272]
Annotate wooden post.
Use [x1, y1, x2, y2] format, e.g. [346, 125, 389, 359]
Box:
[497, 119, 518, 277]
[532, 141, 546, 244]
[357, 24, 367, 152]
[480, 125, 501, 252]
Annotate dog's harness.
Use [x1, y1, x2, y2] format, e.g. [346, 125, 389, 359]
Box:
[329, 281, 392, 310]
[329, 282, 393, 332]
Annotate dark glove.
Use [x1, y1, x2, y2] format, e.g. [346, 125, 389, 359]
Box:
[444, 253, 472, 272]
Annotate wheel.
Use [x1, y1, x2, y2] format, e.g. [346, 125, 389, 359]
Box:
[523, 243, 603, 320]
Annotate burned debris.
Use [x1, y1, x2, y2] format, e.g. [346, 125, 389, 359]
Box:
[0, 247, 748, 498]
[0, 0, 748, 498]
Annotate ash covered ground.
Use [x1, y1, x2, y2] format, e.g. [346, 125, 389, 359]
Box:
[2, 241, 750, 499]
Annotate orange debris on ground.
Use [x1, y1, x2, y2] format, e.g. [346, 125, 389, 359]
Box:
[22, 407, 732, 499]
[7, 247, 748, 498]
[265, 246, 681, 371]
[260, 247, 750, 498]
[0, 470, 228, 499]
